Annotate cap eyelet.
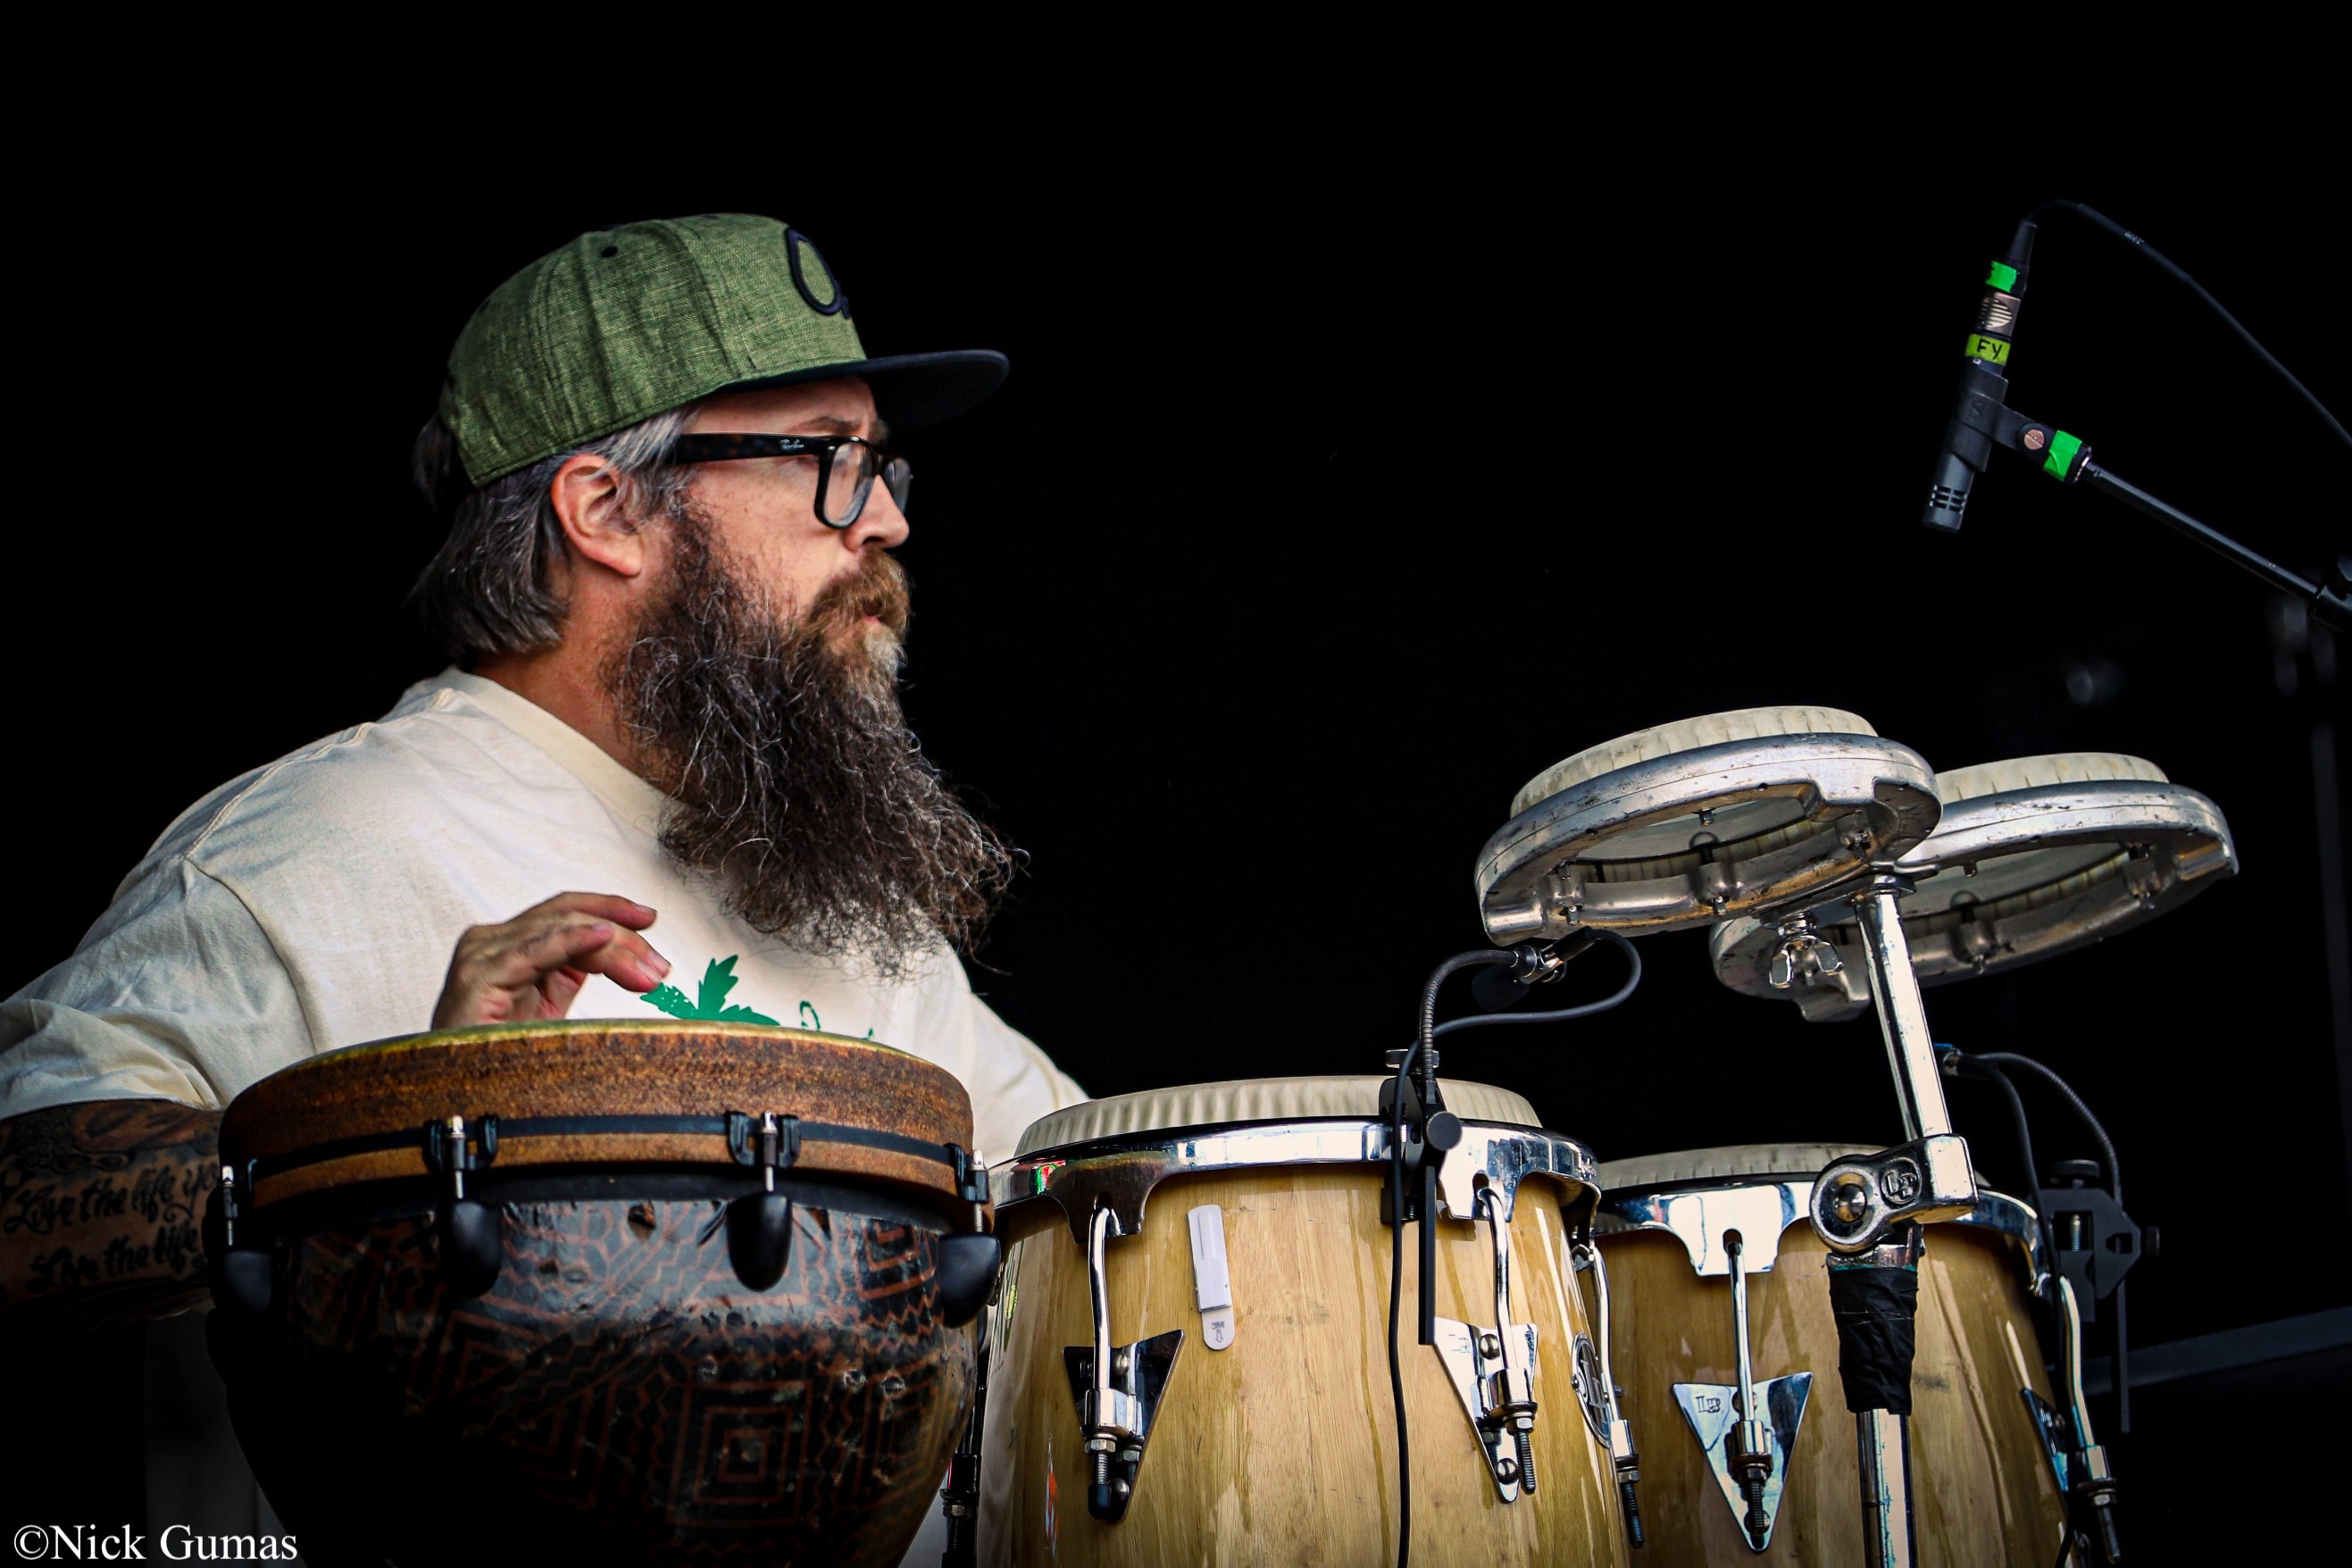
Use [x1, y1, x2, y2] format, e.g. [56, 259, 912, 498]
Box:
[599, 246, 619, 259]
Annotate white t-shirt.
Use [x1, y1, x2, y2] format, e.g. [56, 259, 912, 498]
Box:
[1, 669, 1083, 1556]
[0, 668, 1081, 1156]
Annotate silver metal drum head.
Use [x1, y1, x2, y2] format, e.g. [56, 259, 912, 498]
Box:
[1709, 753, 2238, 1020]
[1475, 706, 1940, 940]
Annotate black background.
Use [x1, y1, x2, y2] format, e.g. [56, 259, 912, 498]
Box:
[8, 128, 2346, 1555]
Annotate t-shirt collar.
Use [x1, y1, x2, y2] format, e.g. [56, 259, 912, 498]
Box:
[433, 669, 671, 838]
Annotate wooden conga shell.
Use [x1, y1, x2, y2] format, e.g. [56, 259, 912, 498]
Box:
[213, 1022, 985, 1567]
[980, 1088, 1634, 1566]
[1599, 1168, 2066, 1565]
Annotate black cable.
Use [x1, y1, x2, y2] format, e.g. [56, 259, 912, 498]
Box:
[1389, 949, 1512, 1568]
[2031, 198, 2352, 454]
[1383, 935, 1644, 1568]
[1953, 1058, 2052, 1259]
[1963, 1047, 2135, 1435]
[1964, 1050, 2122, 1208]
[1430, 931, 1642, 1038]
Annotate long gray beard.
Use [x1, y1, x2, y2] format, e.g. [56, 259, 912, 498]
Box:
[607, 508, 1013, 975]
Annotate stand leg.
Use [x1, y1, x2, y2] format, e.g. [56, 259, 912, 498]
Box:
[939, 1305, 991, 1568]
[1831, 1227, 1923, 1568]
[1856, 1409, 1914, 1568]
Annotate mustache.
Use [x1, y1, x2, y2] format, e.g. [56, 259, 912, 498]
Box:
[805, 552, 911, 639]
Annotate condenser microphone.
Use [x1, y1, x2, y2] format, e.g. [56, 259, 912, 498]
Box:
[1921, 220, 2039, 532]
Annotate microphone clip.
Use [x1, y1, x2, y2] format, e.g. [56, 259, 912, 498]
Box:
[1949, 386, 2091, 485]
[1471, 931, 1597, 1013]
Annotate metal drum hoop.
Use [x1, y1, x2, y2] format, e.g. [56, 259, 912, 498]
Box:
[1476, 734, 1941, 941]
[992, 1117, 1599, 1245]
[1709, 777, 2237, 1018]
[1596, 1172, 2042, 1291]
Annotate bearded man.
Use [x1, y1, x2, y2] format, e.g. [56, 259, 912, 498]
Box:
[0, 215, 1082, 1547]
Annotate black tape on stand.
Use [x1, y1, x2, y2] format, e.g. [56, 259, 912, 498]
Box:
[1826, 1235, 1922, 1415]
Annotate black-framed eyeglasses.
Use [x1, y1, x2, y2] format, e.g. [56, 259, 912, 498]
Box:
[667, 433, 912, 529]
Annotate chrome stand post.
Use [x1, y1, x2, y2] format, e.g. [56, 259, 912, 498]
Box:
[1849, 876, 1951, 1145]
[1856, 1408, 1914, 1568]
[1811, 876, 1976, 1252]
[1813, 880, 1956, 1568]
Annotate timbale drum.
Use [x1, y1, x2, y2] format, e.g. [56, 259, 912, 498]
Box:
[204, 1021, 997, 1566]
[1475, 705, 1943, 942]
[981, 1077, 1634, 1566]
[1593, 1144, 2070, 1565]
[1710, 751, 2238, 1019]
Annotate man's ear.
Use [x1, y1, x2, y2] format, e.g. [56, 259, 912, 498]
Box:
[548, 453, 647, 578]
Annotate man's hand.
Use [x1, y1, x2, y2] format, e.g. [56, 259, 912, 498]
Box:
[431, 892, 671, 1030]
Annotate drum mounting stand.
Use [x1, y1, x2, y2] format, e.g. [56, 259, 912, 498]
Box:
[1806, 874, 1978, 1254]
[1484, 713, 1983, 1568]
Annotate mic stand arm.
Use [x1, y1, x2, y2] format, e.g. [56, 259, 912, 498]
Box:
[1950, 386, 2352, 630]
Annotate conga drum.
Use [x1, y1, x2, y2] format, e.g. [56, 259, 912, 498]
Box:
[981, 1077, 1633, 1565]
[1594, 1145, 2069, 1564]
[204, 1021, 997, 1566]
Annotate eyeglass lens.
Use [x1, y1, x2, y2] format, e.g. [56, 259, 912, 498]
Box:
[823, 444, 914, 525]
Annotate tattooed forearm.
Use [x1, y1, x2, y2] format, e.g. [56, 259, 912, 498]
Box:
[0, 1100, 221, 1329]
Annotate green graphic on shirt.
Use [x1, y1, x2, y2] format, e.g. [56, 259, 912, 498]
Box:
[794, 1000, 873, 1039]
[643, 956, 779, 1026]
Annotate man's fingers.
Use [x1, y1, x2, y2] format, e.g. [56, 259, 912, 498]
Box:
[505, 919, 668, 987]
[434, 898, 672, 1030]
[512, 918, 627, 971]
[559, 926, 673, 993]
[539, 966, 589, 1019]
[529, 891, 660, 930]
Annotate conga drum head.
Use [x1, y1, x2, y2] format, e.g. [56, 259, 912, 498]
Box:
[1476, 706, 1940, 941]
[983, 1077, 1633, 1565]
[208, 1022, 988, 1567]
[1011, 1073, 1546, 1154]
[1594, 1144, 2066, 1564]
[1709, 752, 2238, 1019]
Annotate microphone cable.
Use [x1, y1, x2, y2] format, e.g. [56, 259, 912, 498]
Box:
[1951, 1054, 2051, 1259]
[1951, 1047, 2123, 1209]
[1385, 931, 1641, 1568]
[2028, 199, 2349, 455]
[1947, 1045, 2137, 1439]
[1430, 932, 1643, 1040]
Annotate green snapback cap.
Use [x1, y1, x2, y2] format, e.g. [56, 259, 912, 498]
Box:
[438, 214, 1008, 488]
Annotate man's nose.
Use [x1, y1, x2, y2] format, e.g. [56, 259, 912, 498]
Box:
[843, 483, 909, 552]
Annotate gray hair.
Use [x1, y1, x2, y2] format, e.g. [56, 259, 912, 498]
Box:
[409, 404, 705, 663]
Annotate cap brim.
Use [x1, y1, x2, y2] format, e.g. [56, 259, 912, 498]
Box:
[719, 349, 1008, 435]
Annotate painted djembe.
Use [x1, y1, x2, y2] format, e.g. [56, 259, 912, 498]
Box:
[204, 1022, 997, 1566]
